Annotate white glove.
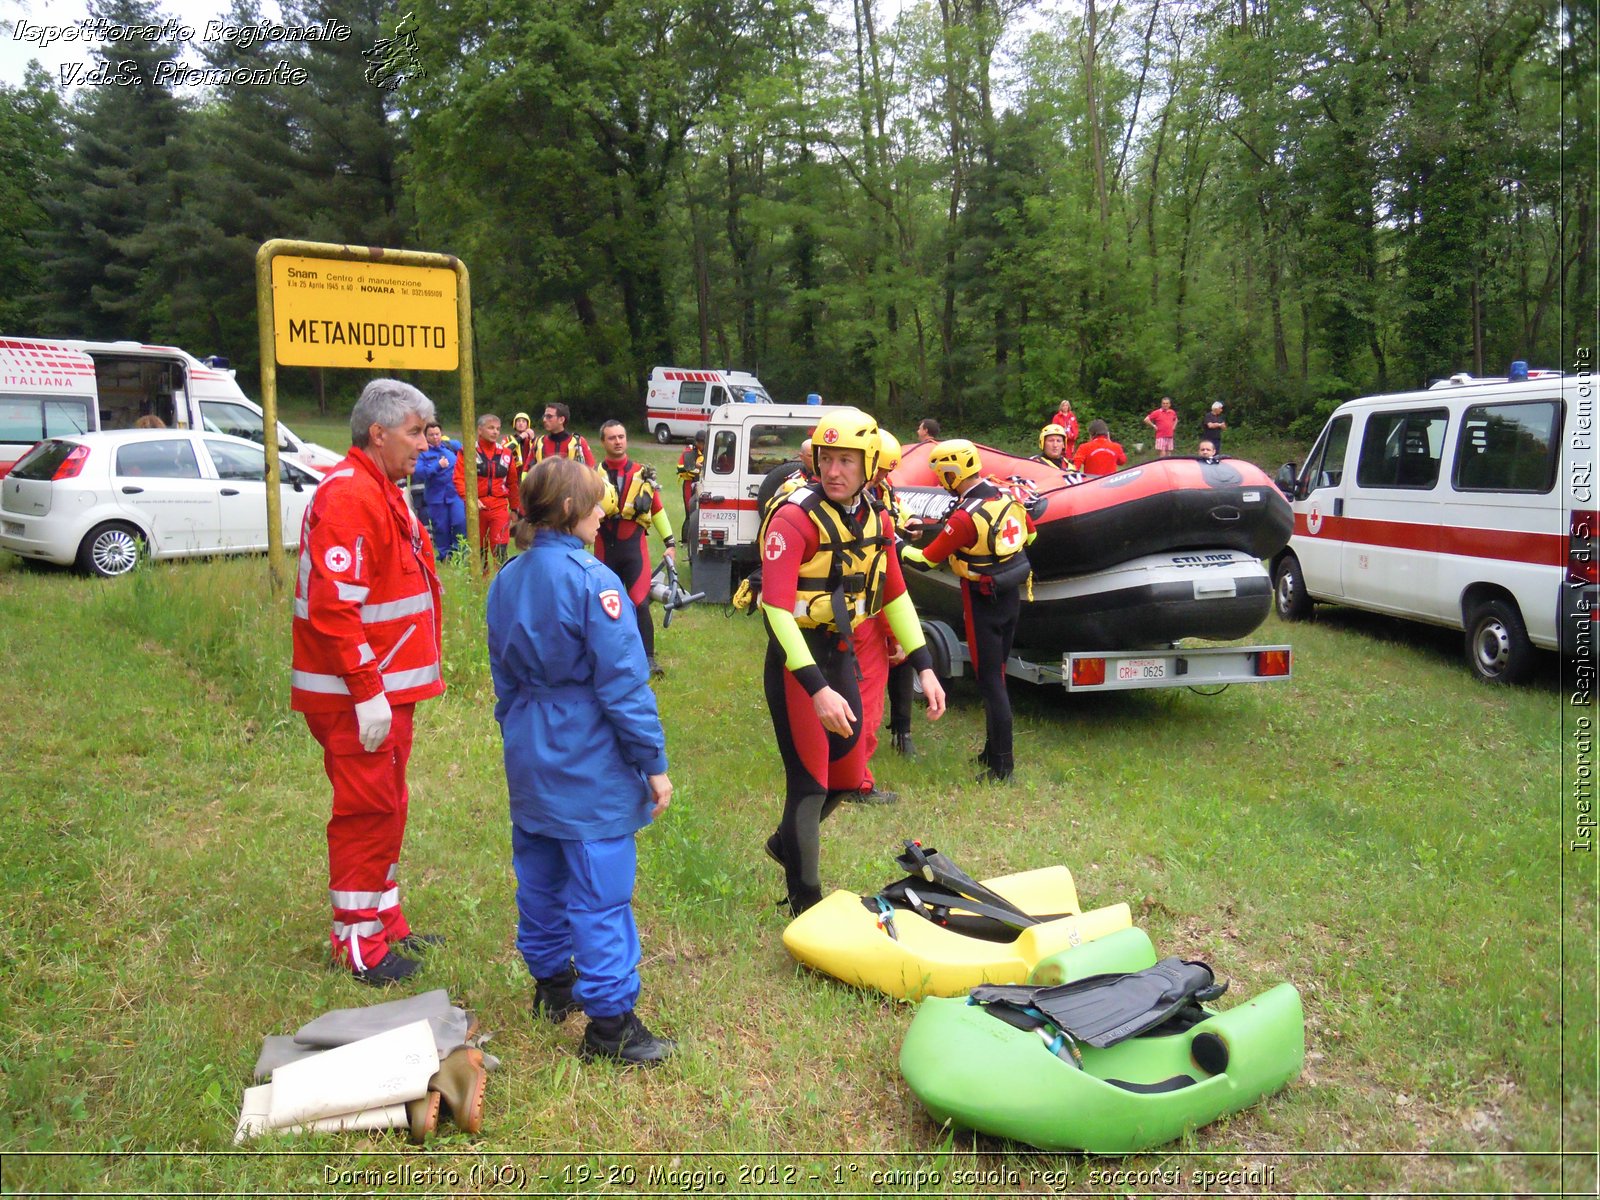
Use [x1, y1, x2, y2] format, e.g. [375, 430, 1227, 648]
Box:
[354, 693, 392, 753]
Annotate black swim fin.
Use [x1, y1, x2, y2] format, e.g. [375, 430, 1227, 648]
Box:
[971, 958, 1227, 1049]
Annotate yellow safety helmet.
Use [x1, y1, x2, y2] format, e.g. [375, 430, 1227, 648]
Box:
[928, 439, 983, 491]
[877, 429, 902, 473]
[811, 409, 881, 480]
[1039, 425, 1067, 452]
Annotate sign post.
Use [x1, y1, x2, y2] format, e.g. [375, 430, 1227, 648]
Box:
[255, 240, 476, 591]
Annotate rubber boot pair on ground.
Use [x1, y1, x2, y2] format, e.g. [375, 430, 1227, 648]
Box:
[532, 962, 675, 1066]
[405, 1044, 490, 1143]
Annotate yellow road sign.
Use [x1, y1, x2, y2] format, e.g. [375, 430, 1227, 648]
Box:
[271, 255, 459, 370]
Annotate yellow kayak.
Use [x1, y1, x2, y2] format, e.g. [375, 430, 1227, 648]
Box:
[783, 860, 1132, 1001]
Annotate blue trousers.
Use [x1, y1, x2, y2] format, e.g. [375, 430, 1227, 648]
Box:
[426, 495, 467, 561]
[511, 825, 641, 1019]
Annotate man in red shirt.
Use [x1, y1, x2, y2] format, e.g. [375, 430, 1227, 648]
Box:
[535, 403, 596, 467]
[595, 420, 676, 675]
[292, 379, 445, 985]
[1143, 396, 1179, 458]
[454, 413, 516, 570]
[1072, 420, 1128, 476]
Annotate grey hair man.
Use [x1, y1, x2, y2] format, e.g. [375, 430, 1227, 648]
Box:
[291, 378, 447, 986]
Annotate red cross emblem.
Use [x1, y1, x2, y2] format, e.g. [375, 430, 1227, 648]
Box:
[599, 589, 622, 619]
[822, 427, 839, 444]
[999, 518, 1023, 547]
[324, 545, 352, 573]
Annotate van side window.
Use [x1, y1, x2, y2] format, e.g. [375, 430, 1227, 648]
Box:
[708, 386, 727, 406]
[1356, 409, 1447, 489]
[1452, 400, 1560, 494]
[749, 423, 809, 475]
[710, 430, 737, 474]
[0, 396, 92, 442]
[679, 382, 707, 407]
[1298, 415, 1351, 496]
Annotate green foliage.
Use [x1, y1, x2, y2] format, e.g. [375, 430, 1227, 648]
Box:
[13, 0, 1588, 434]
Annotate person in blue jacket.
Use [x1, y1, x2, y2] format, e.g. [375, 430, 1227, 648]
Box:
[487, 456, 677, 1065]
[415, 421, 467, 560]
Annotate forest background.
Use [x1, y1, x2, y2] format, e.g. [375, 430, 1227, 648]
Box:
[1, 0, 1593, 444]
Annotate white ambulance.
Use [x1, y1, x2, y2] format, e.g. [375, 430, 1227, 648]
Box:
[1, 337, 341, 475]
[1271, 372, 1596, 683]
[0, 339, 100, 478]
[645, 366, 772, 444]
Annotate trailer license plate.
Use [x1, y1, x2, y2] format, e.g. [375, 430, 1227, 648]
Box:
[2, 521, 20, 536]
[1117, 658, 1166, 681]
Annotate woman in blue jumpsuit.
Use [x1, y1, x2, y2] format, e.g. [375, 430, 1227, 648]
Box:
[415, 422, 467, 560]
[487, 457, 676, 1064]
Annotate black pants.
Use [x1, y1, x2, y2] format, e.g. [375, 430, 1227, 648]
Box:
[763, 630, 863, 909]
[887, 660, 915, 736]
[962, 579, 1021, 764]
[598, 529, 655, 659]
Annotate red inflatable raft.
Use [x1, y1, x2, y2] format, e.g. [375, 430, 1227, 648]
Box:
[887, 441, 1293, 654]
[890, 441, 1292, 581]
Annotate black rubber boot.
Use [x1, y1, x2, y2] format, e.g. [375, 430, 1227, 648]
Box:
[534, 963, 581, 1023]
[787, 885, 824, 917]
[976, 753, 1014, 784]
[581, 1011, 676, 1065]
[351, 951, 422, 987]
[892, 731, 915, 757]
[392, 932, 445, 957]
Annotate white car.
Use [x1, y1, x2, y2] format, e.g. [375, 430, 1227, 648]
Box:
[0, 430, 321, 577]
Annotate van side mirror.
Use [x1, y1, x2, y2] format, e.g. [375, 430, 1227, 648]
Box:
[1274, 463, 1298, 498]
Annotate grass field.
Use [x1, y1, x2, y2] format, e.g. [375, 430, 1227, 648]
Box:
[0, 427, 1594, 1196]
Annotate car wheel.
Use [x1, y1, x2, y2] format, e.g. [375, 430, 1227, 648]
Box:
[1465, 598, 1535, 685]
[655, 424, 672, 444]
[1272, 554, 1312, 620]
[77, 521, 145, 578]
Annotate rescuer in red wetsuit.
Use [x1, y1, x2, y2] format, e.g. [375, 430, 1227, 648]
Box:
[902, 439, 1033, 783]
[535, 403, 596, 467]
[454, 412, 516, 570]
[757, 409, 946, 915]
[594, 420, 675, 676]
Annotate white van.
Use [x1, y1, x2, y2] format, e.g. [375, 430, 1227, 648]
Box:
[1271, 373, 1596, 683]
[645, 366, 772, 444]
[6, 338, 341, 474]
[0, 339, 99, 478]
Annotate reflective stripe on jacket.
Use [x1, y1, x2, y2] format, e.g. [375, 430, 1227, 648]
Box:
[292, 447, 445, 713]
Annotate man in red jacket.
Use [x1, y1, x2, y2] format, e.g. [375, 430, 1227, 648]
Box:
[454, 413, 516, 570]
[1072, 419, 1128, 476]
[292, 379, 446, 986]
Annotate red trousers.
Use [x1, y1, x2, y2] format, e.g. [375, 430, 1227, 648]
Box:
[304, 703, 416, 971]
[852, 613, 891, 788]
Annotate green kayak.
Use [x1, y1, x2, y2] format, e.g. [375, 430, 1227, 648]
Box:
[900, 928, 1304, 1154]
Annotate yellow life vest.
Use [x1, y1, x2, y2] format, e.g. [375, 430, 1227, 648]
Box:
[616, 464, 657, 526]
[766, 483, 890, 632]
[949, 485, 1028, 582]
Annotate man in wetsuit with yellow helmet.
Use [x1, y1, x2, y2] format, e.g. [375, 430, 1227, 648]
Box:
[903, 438, 1032, 783]
[758, 409, 946, 916]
